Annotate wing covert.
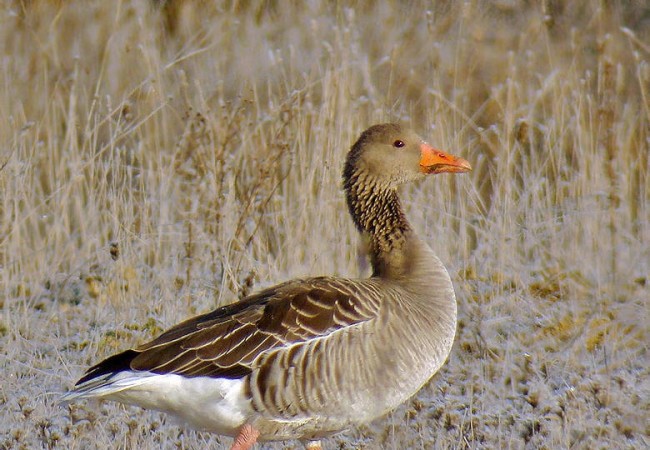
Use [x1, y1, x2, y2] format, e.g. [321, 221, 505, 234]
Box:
[120, 278, 380, 380]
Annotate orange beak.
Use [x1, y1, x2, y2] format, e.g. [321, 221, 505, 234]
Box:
[419, 143, 472, 174]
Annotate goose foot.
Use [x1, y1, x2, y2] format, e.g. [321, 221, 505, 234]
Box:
[230, 424, 260, 450]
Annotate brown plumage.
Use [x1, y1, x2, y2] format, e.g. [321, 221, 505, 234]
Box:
[62, 123, 471, 450]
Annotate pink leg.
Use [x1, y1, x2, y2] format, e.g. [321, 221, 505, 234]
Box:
[230, 424, 260, 450]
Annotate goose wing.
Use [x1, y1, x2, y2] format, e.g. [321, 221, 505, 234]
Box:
[75, 277, 380, 385]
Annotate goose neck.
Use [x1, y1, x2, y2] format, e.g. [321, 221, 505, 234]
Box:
[344, 171, 414, 278]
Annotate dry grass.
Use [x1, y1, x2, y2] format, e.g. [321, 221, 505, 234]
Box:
[1, 1, 648, 449]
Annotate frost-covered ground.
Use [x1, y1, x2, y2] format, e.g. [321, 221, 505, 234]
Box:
[1, 1, 648, 449]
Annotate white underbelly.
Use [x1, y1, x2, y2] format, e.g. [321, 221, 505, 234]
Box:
[104, 373, 252, 436]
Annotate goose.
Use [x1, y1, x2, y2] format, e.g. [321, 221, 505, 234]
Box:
[62, 123, 471, 450]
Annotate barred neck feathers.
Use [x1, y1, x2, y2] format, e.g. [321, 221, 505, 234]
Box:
[344, 169, 413, 278]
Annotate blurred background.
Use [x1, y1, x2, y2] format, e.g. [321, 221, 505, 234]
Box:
[1, 1, 648, 448]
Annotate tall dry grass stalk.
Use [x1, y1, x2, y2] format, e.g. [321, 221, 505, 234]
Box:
[1, 1, 648, 448]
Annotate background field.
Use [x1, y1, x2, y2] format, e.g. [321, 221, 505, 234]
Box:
[1, 1, 648, 449]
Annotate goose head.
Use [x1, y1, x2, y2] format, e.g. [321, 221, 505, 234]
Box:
[344, 123, 471, 189]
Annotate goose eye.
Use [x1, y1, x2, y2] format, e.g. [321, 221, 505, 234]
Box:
[393, 140, 405, 148]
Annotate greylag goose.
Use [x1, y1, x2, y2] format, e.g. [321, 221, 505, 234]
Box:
[62, 123, 471, 450]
